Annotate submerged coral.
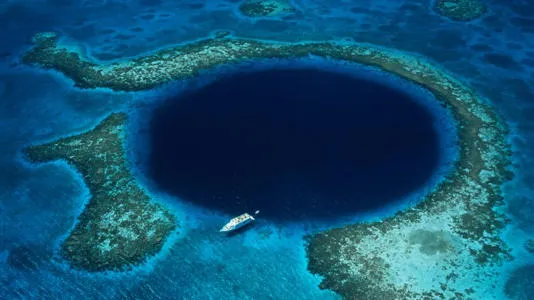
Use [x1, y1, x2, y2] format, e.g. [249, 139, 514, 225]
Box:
[25, 113, 176, 272]
[7, 245, 50, 271]
[433, 0, 487, 22]
[525, 239, 534, 254]
[238, 0, 296, 18]
[504, 265, 534, 300]
[23, 32, 511, 297]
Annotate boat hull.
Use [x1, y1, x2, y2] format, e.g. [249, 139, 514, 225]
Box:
[220, 213, 255, 232]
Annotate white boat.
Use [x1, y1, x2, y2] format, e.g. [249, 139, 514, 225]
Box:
[219, 211, 260, 232]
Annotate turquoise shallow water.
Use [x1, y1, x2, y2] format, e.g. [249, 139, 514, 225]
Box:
[1, 0, 533, 299]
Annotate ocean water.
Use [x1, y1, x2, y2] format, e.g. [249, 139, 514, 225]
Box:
[0, 0, 533, 299]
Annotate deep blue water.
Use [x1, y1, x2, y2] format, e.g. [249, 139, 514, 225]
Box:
[148, 68, 439, 221]
[0, 0, 533, 299]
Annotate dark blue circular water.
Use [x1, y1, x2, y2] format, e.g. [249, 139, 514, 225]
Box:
[147, 68, 440, 221]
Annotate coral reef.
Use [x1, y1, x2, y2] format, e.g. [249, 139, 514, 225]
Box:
[407, 229, 455, 255]
[24, 113, 176, 272]
[23, 32, 511, 297]
[433, 0, 487, 22]
[238, 0, 296, 18]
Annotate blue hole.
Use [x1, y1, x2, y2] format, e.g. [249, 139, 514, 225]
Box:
[146, 68, 442, 221]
